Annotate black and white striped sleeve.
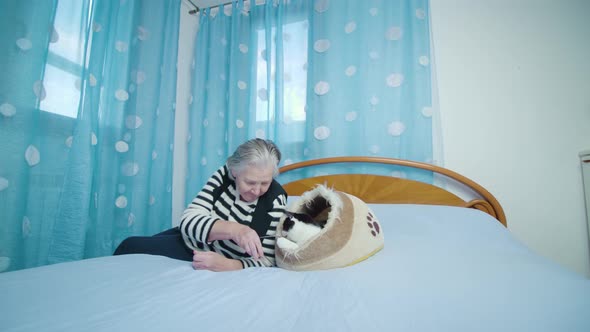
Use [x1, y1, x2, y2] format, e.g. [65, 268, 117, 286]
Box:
[179, 167, 226, 249]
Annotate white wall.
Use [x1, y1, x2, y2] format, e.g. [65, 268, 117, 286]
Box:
[172, 2, 198, 226]
[430, 0, 590, 276]
[175, 0, 590, 276]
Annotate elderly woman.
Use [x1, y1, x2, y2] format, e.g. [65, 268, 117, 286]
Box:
[114, 139, 287, 272]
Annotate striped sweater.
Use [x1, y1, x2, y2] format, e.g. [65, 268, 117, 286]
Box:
[179, 165, 287, 268]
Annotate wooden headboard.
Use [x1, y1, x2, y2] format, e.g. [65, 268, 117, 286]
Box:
[278, 156, 507, 227]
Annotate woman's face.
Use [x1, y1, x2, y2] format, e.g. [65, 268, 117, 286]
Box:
[233, 164, 274, 202]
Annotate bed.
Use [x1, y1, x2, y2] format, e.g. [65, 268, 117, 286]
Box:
[1, 157, 589, 332]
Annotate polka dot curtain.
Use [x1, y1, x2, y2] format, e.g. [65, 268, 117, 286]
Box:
[0, 0, 181, 272]
[186, 0, 438, 197]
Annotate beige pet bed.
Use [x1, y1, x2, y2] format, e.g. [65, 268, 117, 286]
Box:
[275, 185, 384, 271]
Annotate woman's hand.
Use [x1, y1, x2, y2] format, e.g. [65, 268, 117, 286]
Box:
[230, 223, 264, 259]
[192, 251, 242, 272]
[207, 220, 264, 260]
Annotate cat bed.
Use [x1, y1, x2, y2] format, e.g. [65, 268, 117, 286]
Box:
[275, 185, 384, 271]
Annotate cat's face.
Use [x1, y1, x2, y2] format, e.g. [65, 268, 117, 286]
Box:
[281, 211, 325, 244]
[283, 211, 311, 232]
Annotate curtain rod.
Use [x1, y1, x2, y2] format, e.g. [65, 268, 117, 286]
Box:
[182, 0, 201, 15]
[186, 1, 232, 15]
[186, 0, 266, 15]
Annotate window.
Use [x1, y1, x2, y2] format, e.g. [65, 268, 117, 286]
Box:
[252, 19, 308, 146]
[40, 0, 92, 118]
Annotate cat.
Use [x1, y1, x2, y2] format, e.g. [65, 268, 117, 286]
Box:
[276, 211, 327, 251]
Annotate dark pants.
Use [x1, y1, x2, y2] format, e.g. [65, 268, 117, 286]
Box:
[113, 227, 193, 261]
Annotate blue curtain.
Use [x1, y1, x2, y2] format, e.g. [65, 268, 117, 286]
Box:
[0, 0, 180, 272]
[186, 0, 436, 197]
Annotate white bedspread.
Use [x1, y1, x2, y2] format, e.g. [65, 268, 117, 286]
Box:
[1, 204, 589, 332]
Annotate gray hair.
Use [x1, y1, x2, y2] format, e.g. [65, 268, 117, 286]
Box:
[226, 138, 282, 179]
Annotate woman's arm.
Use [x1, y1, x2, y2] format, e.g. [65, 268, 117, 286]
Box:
[192, 251, 243, 272]
[236, 193, 288, 268]
[207, 220, 264, 259]
[179, 167, 226, 248]
[180, 166, 266, 261]
[195, 193, 287, 270]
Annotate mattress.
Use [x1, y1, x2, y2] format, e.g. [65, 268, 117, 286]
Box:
[1, 204, 589, 332]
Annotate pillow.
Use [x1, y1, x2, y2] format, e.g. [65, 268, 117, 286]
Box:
[275, 185, 384, 271]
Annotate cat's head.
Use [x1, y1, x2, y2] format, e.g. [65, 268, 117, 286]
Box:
[282, 211, 318, 231]
[281, 211, 327, 244]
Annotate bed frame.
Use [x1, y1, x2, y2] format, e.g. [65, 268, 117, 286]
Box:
[278, 156, 507, 227]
